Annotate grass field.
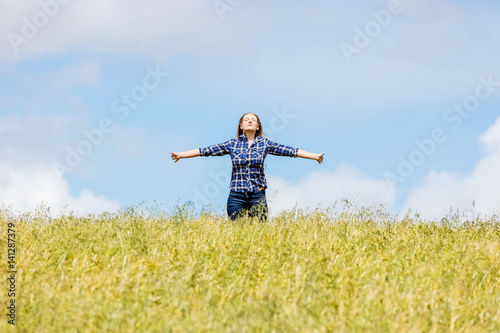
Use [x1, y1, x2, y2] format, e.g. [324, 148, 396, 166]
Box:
[1, 203, 500, 332]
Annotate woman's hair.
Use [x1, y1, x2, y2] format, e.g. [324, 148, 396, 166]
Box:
[236, 113, 264, 138]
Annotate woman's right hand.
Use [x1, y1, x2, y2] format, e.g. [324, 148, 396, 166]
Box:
[316, 153, 324, 164]
[171, 149, 201, 162]
[171, 152, 182, 162]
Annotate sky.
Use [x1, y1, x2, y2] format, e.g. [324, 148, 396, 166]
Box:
[1, 0, 499, 220]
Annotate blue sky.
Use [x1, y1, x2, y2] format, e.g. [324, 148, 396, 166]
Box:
[1, 0, 499, 219]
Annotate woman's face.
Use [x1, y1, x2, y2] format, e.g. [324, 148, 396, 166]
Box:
[240, 113, 259, 131]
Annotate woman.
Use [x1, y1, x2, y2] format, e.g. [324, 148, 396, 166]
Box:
[171, 113, 324, 222]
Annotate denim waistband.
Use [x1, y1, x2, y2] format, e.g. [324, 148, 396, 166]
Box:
[231, 188, 266, 194]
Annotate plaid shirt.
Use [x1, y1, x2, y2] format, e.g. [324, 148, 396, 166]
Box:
[199, 134, 299, 193]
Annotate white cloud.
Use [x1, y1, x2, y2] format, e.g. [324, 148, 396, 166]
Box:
[0, 165, 120, 215]
[46, 61, 101, 88]
[247, 0, 500, 112]
[20, 61, 101, 102]
[404, 116, 500, 219]
[0, 0, 254, 62]
[2, 0, 499, 112]
[266, 165, 395, 215]
[0, 113, 120, 215]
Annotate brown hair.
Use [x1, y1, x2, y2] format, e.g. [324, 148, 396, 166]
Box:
[236, 113, 264, 138]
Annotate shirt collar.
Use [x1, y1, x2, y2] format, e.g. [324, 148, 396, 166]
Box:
[238, 134, 262, 141]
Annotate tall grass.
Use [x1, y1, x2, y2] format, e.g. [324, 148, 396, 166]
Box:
[1, 203, 499, 332]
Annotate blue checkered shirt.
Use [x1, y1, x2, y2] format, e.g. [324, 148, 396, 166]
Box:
[199, 134, 299, 193]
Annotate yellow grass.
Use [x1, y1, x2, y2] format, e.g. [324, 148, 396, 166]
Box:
[1, 203, 500, 332]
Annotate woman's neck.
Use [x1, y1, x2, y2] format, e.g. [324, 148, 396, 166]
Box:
[243, 131, 256, 141]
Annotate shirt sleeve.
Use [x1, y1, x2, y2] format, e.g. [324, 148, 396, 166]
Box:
[199, 140, 232, 157]
[266, 138, 299, 157]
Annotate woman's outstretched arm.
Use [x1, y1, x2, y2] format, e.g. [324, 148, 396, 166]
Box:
[297, 149, 324, 164]
[172, 140, 232, 162]
[171, 149, 200, 163]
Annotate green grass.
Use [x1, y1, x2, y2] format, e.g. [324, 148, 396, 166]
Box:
[1, 204, 500, 332]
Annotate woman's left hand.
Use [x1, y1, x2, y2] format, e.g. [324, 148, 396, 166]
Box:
[316, 153, 324, 164]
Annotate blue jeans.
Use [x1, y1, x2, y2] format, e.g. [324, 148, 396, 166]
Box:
[227, 189, 268, 222]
